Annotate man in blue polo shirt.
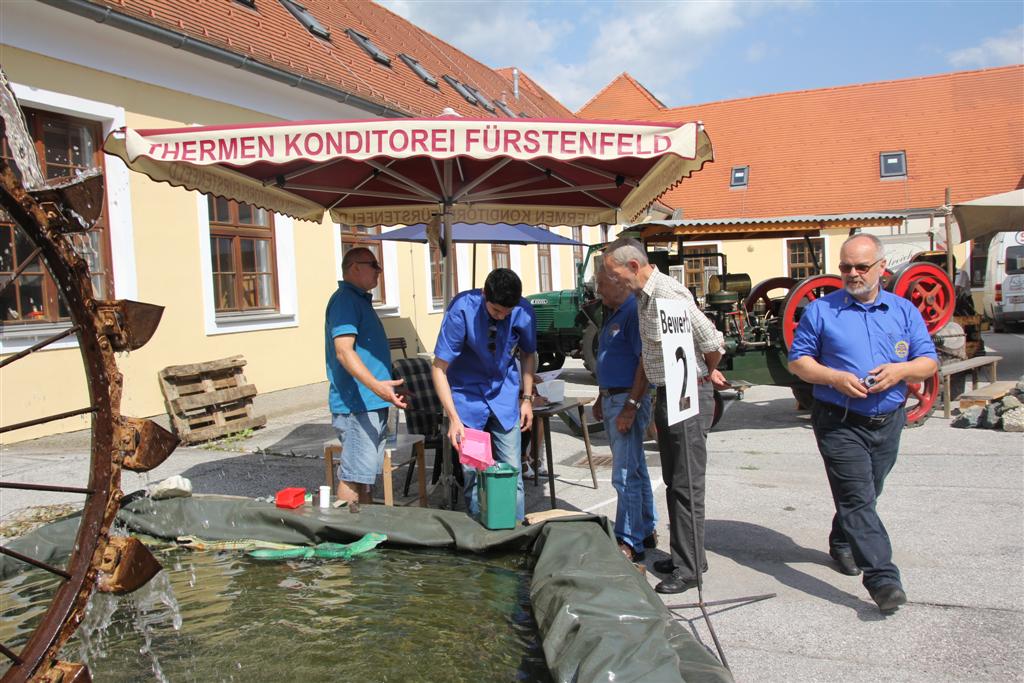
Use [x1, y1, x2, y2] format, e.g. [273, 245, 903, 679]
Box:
[789, 234, 938, 614]
[325, 247, 407, 506]
[431, 268, 537, 521]
[591, 267, 655, 564]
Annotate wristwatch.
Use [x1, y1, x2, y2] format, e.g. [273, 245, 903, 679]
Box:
[520, 394, 535, 401]
[626, 397, 640, 409]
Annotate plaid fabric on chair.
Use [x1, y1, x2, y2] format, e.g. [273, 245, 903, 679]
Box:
[391, 358, 461, 493]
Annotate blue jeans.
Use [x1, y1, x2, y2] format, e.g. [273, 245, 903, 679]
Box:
[602, 392, 656, 552]
[463, 413, 525, 521]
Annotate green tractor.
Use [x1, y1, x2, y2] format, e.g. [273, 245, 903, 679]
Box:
[527, 243, 606, 373]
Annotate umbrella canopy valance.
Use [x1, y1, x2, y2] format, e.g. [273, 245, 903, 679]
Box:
[366, 222, 584, 246]
[104, 117, 712, 227]
[952, 189, 1024, 243]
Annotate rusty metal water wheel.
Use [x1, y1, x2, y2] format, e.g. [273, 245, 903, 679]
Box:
[0, 105, 176, 680]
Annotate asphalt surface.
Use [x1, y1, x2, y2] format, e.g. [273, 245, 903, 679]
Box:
[1, 331, 1022, 681]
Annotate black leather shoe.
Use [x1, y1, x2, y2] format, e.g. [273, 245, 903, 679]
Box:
[653, 558, 676, 574]
[869, 584, 907, 613]
[654, 570, 698, 594]
[643, 532, 659, 549]
[829, 547, 861, 576]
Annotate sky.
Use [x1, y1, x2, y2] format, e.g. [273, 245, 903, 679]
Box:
[379, 0, 1024, 112]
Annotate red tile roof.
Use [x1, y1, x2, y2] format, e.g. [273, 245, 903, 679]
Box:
[576, 72, 666, 121]
[585, 66, 1024, 218]
[84, 0, 571, 119]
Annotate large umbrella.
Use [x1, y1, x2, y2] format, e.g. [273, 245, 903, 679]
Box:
[366, 222, 584, 288]
[104, 116, 713, 506]
[952, 188, 1024, 243]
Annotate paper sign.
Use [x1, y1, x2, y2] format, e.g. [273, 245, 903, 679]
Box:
[656, 298, 699, 425]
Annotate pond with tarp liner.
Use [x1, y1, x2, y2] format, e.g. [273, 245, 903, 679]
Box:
[0, 496, 733, 683]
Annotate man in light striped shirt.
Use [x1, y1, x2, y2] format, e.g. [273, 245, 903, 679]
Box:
[603, 237, 727, 594]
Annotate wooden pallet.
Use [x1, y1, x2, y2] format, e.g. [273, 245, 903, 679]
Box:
[158, 355, 266, 444]
[958, 381, 1017, 411]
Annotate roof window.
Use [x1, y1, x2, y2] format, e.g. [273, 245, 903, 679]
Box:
[464, 86, 496, 114]
[730, 166, 749, 188]
[398, 54, 437, 87]
[442, 75, 478, 106]
[879, 151, 906, 178]
[518, 111, 531, 118]
[495, 100, 515, 117]
[346, 28, 391, 66]
[279, 0, 329, 40]
[234, 0, 257, 7]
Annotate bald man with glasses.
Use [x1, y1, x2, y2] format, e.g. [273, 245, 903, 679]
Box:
[325, 247, 406, 506]
[789, 234, 938, 614]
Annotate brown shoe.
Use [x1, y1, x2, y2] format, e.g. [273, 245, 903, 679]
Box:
[643, 531, 659, 549]
[618, 542, 645, 563]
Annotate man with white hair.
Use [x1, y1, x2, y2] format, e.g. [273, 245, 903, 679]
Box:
[789, 233, 938, 613]
[602, 237, 727, 594]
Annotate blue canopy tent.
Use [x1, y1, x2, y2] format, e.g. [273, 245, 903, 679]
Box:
[366, 222, 585, 288]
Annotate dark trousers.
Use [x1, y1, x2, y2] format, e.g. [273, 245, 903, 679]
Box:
[811, 402, 905, 590]
[654, 383, 715, 579]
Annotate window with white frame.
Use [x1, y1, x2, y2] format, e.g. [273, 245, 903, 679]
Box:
[208, 197, 278, 313]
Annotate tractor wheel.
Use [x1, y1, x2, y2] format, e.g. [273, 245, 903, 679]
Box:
[904, 372, 939, 427]
[581, 322, 599, 374]
[744, 276, 797, 315]
[889, 262, 954, 334]
[780, 274, 843, 349]
[537, 352, 565, 372]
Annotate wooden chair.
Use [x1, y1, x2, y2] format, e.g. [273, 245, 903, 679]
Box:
[323, 433, 427, 507]
[388, 336, 409, 358]
[391, 357, 462, 500]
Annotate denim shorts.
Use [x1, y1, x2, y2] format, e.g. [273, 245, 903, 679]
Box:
[331, 409, 388, 485]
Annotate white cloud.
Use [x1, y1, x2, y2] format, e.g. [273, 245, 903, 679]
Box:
[746, 42, 769, 63]
[947, 26, 1024, 69]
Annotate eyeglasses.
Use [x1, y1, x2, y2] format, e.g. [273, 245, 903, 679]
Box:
[355, 260, 382, 271]
[487, 320, 497, 352]
[837, 258, 882, 274]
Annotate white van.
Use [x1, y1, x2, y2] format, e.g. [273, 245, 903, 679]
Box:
[983, 231, 1024, 332]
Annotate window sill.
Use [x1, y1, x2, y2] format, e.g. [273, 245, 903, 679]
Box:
[0, 322, 79, 354]
[374, 304, 400, 318]
[210, 310, 297, 335]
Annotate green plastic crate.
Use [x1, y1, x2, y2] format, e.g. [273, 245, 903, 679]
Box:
[479, 462, 518, 530]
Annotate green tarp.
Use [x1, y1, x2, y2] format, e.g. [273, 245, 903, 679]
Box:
[3, 495, 732, 683]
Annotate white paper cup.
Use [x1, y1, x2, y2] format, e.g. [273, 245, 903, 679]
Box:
[319, 485, 331, 508]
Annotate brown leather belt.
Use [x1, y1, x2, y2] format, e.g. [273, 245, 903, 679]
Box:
[815, 401, 899, 429]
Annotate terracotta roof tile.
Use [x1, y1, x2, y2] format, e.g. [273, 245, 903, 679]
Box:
[577, 72, 665, 120]
[588, 66, 1024, 218]
[83, 0, 571, 119]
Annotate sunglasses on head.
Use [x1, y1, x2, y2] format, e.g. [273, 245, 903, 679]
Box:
[837, 258, 882, 274]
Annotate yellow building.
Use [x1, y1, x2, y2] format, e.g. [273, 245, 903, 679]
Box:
[0, 0, 586, 441]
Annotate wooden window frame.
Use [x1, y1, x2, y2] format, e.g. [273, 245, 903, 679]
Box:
[491, 243, 510, 271]
[340, 225, 386, 305]
[430, 242, 457, 308]
[209, 198, 279, 313]
[537, 242, 552, 292]
[1, 108, 112, 325]
[572, 226, 584, 269]
[683, 245, 718, 298]
[786, 237, 825, 280]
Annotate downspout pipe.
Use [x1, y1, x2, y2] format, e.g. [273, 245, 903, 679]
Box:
[38, 0, 410, 119]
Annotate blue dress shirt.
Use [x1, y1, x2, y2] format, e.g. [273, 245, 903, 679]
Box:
[434, 290, 537, 431]
[789, 288, 938, 416]
[325, 281, 392, 415]
[597, 294, 642, 389]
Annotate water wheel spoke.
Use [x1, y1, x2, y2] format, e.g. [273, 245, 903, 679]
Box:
[0, 642, 23, 664]
[0, 482, 94, 494]
[0, 545, 71, 580]
[0, 405, 98, 434]
[0, 325, 80, 370]
[0, 245, 42, 298]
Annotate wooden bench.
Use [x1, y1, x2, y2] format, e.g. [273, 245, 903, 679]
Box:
[938, 355, 1002, 418]
[388, 336, 408, 358]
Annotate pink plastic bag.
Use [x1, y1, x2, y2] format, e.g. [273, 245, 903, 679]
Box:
[458, 428, 494, 470]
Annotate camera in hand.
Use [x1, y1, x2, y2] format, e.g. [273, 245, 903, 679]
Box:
[860, 375, 878, 388]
